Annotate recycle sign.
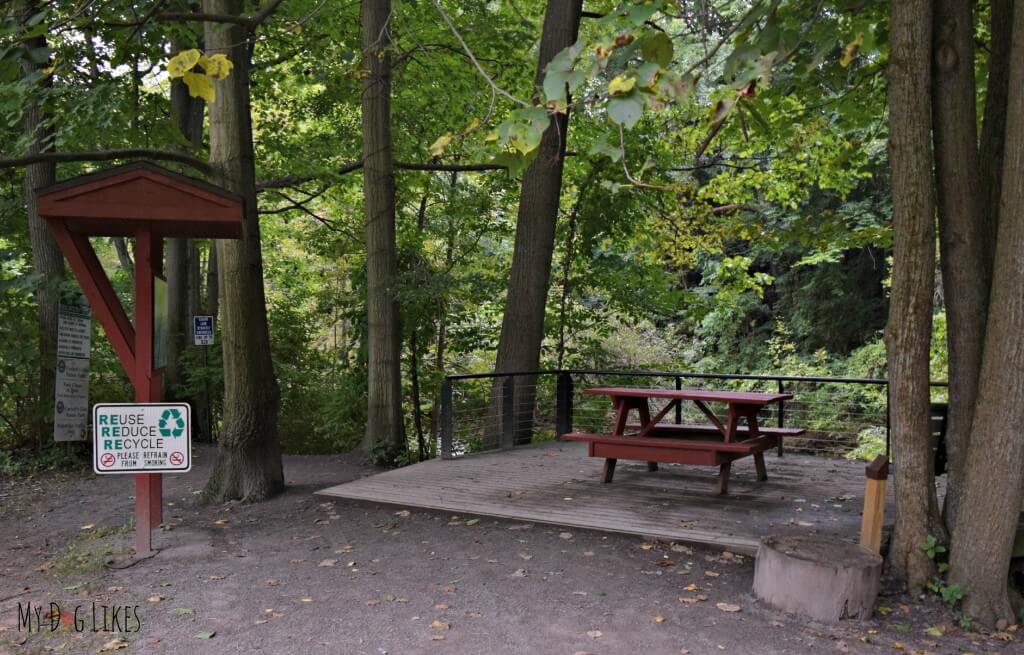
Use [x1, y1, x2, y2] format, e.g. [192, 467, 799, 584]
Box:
[159, 407, 186, 437]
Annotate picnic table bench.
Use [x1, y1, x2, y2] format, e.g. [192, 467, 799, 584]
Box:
[562, 387, 805, 495]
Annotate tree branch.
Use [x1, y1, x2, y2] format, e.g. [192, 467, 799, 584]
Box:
[0, 149, 211, 174]
[256, 159, 509, 191]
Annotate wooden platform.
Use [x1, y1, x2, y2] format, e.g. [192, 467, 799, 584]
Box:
[316, 441, 891, 555]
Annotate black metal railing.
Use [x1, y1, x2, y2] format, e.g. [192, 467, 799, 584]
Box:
[439, 369, 948, 460]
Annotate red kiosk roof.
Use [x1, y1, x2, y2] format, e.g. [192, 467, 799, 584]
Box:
[36, 161, 243, 239]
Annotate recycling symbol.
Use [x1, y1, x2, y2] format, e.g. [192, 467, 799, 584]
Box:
[159, 408, 185, 437]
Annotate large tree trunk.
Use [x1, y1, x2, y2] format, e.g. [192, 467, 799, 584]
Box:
[20, 1, 63, 448]
[931, 0, 986, 532]
[884, 0, 942, 590]
[948, 1, 1024, 627]
[978, 0, 1013, 251]
[491, 0, 583, 444]
[360, 0, 405, 463]
[202, 0, 284, 501]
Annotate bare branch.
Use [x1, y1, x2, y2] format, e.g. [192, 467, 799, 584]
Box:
[0, 149, 211, 174]
[256, 159, 509, 191]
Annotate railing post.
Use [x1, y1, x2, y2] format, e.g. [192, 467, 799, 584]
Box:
[885, 382, 891, 460]
[675, 376, 682, 424]
[500, 375, 515, 449]
[777, 379, 785, 457]
[556, 371, 574, 436]
[440, 377, 453, 459]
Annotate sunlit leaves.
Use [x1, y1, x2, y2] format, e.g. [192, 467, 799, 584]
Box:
[166, 49, 233, 102]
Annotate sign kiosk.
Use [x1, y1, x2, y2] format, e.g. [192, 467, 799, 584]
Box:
[36, 162, 243, 556]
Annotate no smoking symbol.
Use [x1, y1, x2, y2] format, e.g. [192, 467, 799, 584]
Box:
[100, 453, 115, 468]
[169, 452, 185, 466]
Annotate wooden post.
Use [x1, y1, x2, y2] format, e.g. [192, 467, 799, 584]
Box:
[859, 455, 889, 554]
[133, 227, 163, 557]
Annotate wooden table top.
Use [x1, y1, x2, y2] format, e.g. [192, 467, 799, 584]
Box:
[582, 386, 792, 406]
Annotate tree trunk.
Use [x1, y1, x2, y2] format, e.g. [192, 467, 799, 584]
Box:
[884, 0, 942, 590]
[202, 0, 283, 501]
[931, 0, 986, 532]
[948, 1, 1024, 627]
[20, 1, 63, 447]
[491, 0, 583, 444]
[360, 0, 406, 463]
[206, 242, 219, 318]
[164, 59, 205, 399]
[112, 237, 134, 274]
[978, 0, 1013, 254]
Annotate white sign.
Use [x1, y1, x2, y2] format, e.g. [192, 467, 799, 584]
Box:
[193, 316, 214, 346]
[55, 304, 91, 442]
[93, 403, 191, 474]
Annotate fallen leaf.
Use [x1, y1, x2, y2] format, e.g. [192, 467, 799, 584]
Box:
[924, 626, 944, 637]
[716, 603, 741, 613]
[683, 583, 700, 592]
[80, 524, 95, 531]
[465, 518, 480, 526]
[193, 631, 216, 640]
[366, 599, 381, 606]
[511, 569, 527, 578]
[300, 597, 314, 603]
[705, 571, 720, 578]
[429, 620, 450, 630]
[671, 544, 694, 555]
[394, 510, 410, 518]
[654, 615, 667, 623]
[318, 559, 338, 567]
[173, 608, 194, 616]
[107, 586, 123, 592]
[207, 575, 226, 581]
[559, 532, 573, 540]
[99, 637, 127, 651]
[586, 630, 603, 639]
[640, 543, 654, 550]
[254, 619, 268, 625]
[147, 595, 163, 603]
[518, 553, 533, 561]
[213, 518, 228, 525]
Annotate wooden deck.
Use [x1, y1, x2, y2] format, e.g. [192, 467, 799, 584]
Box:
[317, 441, 891, 555]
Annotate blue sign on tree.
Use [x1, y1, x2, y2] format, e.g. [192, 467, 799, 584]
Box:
[193, 316, 215, 346]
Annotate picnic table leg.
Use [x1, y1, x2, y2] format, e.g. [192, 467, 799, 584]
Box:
[715, 462, 732, 495]
[754, 453, 768, 481]
[602, 458, 617, 483]
[637, 399, 658, 471]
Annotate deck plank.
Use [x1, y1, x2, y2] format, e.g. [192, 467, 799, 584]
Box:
[316, 441, 891, 556]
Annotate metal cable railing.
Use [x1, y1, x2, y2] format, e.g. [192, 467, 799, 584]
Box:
[439, 369, 947, 460]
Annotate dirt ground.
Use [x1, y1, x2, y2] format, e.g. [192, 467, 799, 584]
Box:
[0, 446, 1018, 655]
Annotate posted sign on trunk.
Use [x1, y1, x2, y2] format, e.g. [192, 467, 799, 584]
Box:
[93, 403, 191, 474]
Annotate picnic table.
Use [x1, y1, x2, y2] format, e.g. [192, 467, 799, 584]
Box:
[562, 387, 805, 495]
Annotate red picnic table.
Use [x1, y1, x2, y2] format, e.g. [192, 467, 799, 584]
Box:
[562, 387, 805, 495]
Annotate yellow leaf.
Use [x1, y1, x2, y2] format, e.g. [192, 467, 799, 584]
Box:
[840, 34, 864, 68]
[168, 49, 201, 78]
[586, 630, 603, 639]
[463, 117, 480, 134]
[183, 72, 215, 102]
[654, 615, 666, 623]
[924, 626, 943, 637]
[429, 134, 453, 157]
[200, 53, 234, 80]
[429, 620, 450, 630]
[608, 74, 636, 96]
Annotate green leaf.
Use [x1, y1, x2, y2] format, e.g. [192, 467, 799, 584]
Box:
[636, 62, 660, 88]
[640, 32, 673, 67]
[627, 4, 659, 26]
[543, 69, 569, 102]
[587, 134, 622, 162]
[608, 94, 644, 129]
[193, 631, 216, 639]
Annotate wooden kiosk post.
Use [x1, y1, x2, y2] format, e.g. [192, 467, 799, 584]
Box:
[36, 163, 242, 556]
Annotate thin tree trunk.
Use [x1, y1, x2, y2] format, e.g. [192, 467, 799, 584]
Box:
[202, 0, 283, 501]
[556, 194, 580, 369]
[491, 0, 583, 444]
[932, 0, 986, 533]
[206, 242, 219, 318]
[978, 0, 1013, 254]
[948, 1, 1024, 627]
[112, 237, 134, 274]
[164, 48, 204, 399]
[20, 0, 63, 448]
[360, 0, 405, 462]
[885, 0, 942, 590]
